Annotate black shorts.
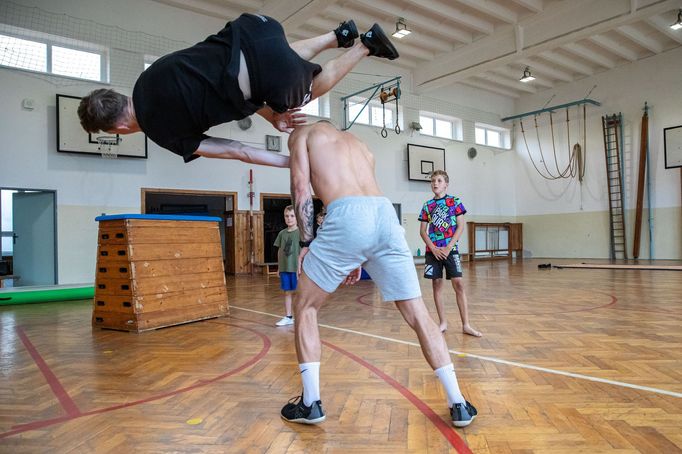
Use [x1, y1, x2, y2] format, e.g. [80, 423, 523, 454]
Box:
[423, 251, 463, 280]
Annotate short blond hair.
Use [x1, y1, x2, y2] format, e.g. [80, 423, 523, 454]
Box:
[284, 205, 294, 213]
[430, 170, 449, 183]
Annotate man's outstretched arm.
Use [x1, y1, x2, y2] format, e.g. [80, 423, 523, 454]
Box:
[194, 137, 289, 168]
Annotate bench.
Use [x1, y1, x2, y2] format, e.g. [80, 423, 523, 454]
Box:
[0, 275, 20, 288]
[256, 262, 279, 276]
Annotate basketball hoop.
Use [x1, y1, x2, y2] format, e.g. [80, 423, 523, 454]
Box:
[97, 136, 121, 159]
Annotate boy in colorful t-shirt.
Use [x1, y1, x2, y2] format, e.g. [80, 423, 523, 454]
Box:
[418, 170, 481, 337]
[273, 205, 301, 326]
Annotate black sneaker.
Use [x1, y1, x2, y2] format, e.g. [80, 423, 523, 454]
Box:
[281, 395, 326, 424]
[334, 20, 358, 48]
[360, 24, 399, 60]
[451, 400, 477, 428]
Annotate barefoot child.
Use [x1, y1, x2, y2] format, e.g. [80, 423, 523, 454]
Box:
[419, 170, 481, 337]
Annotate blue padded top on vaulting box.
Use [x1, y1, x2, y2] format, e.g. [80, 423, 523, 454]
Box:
[95, 214, 222, 222]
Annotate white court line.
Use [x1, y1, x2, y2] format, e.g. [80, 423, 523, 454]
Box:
[232, 305, 682, 399]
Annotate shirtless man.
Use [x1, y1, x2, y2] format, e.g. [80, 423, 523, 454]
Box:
[77, 14, 399, 167]
[281, 121, 478, 428]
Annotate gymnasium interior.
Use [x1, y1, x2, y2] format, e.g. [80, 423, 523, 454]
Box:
[1, 0, 681, 452]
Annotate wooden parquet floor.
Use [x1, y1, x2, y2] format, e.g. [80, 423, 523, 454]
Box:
[1, 259, 681, 453]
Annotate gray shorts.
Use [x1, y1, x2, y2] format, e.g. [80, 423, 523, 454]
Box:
[303, 196, 421, 302]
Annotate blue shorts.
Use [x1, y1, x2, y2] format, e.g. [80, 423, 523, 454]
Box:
[302, 196, 421, 302]
[279, 271, 297, 291]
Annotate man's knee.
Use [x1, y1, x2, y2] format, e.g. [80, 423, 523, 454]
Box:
[395, 297, 428, 327]
[294, 272, 327, 314]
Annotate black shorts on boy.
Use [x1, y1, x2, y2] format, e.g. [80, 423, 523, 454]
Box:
[423, 251, 463, 279]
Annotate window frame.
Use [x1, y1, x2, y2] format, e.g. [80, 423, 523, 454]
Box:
[0, 26, 108, 83]
[474, 122, 511, 150]
[418, 111, 463, 141]
[346, 97, 398, 130]
[299, 94, 331, 119]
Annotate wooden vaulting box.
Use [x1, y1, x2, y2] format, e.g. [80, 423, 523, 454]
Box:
[93, 214, 229, 332]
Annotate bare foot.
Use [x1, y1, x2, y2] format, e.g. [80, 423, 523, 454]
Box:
[439, 323, 448, 333]
[463, 325, 482, 337]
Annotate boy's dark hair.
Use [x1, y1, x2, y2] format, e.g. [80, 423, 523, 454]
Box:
[430, 170, 449, 183]
[77, 89, 129, 133]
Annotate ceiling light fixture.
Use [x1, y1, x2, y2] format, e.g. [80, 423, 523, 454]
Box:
[671, 9, 682, 30]
[519, 66, 536, 83]
[392, 17, 411, 38]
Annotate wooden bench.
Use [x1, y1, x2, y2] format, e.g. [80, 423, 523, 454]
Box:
[255, 262, 278, 276]
[0, 275, 20, 288]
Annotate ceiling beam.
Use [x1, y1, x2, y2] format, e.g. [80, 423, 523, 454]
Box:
[414, 0, 678, 93]
[539, 50, 595, 75]
[454, 0, 519, 24]
[646, 14, 682, 44]
[461, 80, 522, 98]
[325, 5, 454, 53]
[590, 34, 639, 61]
[479, 72, 538, 93]
[510, 0, 545, 13]
[346, 0, 473, 44]
[561, 42, 617, 68]
[264, 0, 338, 31]
[617, 24, 664, 53]
[403, 0, 495, 35]
[150, 0, 245, 21]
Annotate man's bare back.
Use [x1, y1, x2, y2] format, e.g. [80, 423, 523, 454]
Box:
[288, 121, 382, 207]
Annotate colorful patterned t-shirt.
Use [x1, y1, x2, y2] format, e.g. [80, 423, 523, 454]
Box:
[418, 195, 467, 253]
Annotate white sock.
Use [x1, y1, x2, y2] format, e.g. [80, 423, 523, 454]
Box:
[434, 363, 465, 407]
[299, 362, 321, 406]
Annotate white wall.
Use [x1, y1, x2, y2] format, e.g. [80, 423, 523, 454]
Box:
[1, 0, 517, 283]
[512, 47, 682, 259]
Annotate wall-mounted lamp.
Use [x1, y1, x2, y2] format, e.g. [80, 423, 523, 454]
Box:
[519, 66, 535, 83]
[671, 9, 682, 30]
[392, 18, 411, 38]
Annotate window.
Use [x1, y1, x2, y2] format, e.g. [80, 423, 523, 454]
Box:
[299, 94, 330, 118]
[144, 55, 158, 71]
[0, 35, 46, 72]
[0, 30, 105, 82]
[52, 46, 101, 80]
[419, 112, 462, 140]
[475, 122, 511, 149]
[347, 98, 397, 129]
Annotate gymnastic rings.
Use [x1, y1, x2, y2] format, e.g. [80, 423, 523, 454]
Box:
[381, 126, 388, 138]
[395, 124, 401, 134]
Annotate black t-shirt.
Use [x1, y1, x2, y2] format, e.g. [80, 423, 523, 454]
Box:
[133, 14, 321, 163]
[238, 14, 322, 113]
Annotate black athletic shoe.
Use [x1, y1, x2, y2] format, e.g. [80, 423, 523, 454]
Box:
[361, 24, 399, 60]
[451, 400, 477, 428]
[281, 395, 326, 424]
[334, 20, 358, 48]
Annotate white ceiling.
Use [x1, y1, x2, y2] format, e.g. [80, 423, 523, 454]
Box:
[152, 0, 682, 98]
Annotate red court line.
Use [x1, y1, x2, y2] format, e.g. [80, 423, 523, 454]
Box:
[16, 326, 81, 417]
[229, 315, 472, 453]
[322, 340, 473, 454]
[1, 323, 269, 439]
